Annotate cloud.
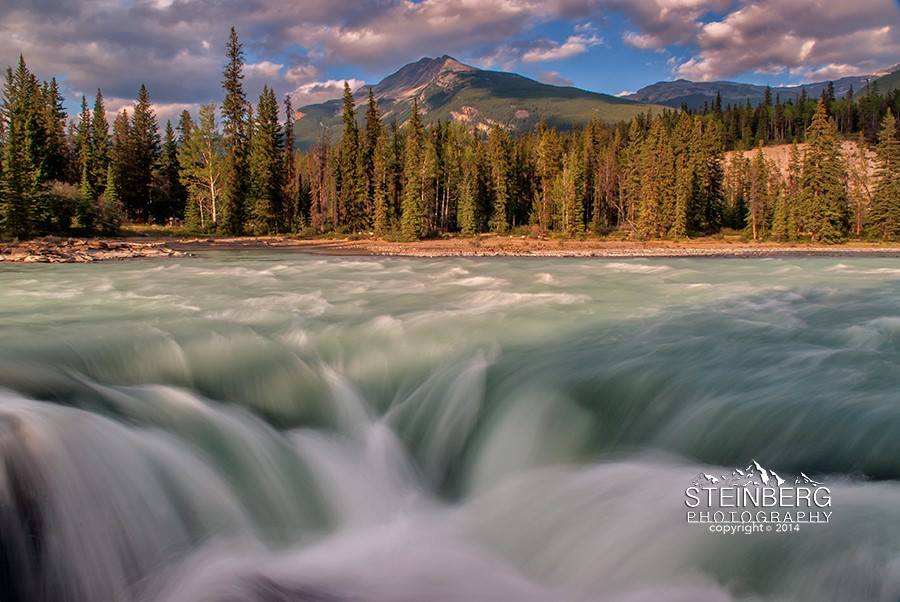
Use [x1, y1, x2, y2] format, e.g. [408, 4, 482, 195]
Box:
[537, 70, 575, 86]
[104, 96, 201, 126]
[0, 0, 604, 112]
[522, 34, 603, 62]
[291, 79, 366, 106]
[667, 0, 900, 81]
[2, 0, 897, 115]
[608, 0, 733, 50]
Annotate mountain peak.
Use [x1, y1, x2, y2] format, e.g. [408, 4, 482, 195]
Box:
[293, 55, 654, 148]
[370, 54, 475, 101]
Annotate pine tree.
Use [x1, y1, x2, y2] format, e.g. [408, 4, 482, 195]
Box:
[696, 120, 725, 232]
[799, 100, 847, 242]
[130, 84, 160, 221]
[156, 121, 184, 222]
[90, 89, 109, 194]
[592, 128, 621, 233]
[487, 125, 510, 233]
[248, 86, 283, 234]
[336, 81, 367, 231]
[619, 117, 645, 231]
[97, 164, 123, 235]
[869, 112, 900, 238]
[77, 162, 96, 229]
[785, 141, 802, 239]
[40, 78, 68, 183]
[559, 145, 584, 235]
[457, 142, 479, 235]
[363, 88, 381, 225]
[0, 60, 34, 237]
[75, 95, 92, 187]
[221, 26, 249, 234]
[770, 180, 787, 241]
[282, 95, 301, 231]
[109, 109, 131, 221]
[670, 113, 695, 238]
[534, 123, 561, 230]
[637, 117, 674, 238]
[748, 144, 770, 241]
[372, 125, 391, 237]
[400, 99, 426, 240]
[847, 133, 871, 237]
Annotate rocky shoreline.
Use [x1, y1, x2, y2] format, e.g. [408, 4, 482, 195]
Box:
[4, 235, 900, 262]
[0, 237, 189, 263]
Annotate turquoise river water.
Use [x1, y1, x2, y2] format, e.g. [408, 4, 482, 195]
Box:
[1, 253, 900, 601]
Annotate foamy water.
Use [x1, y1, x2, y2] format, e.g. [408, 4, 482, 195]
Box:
[1, 253, 900, 601]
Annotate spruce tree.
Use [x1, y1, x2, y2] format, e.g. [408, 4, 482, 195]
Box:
[77, 162, 96, 229]
[619, 117, 645, 230]
[799, 100, 847, 242]
[847, 133, 871, 237]
[748, 144, 770, 240]
[130, 84, 160, 221]
[364, 88, 381, 222]
[534, 124, 561, 230]
[559, 145, 584, 235]
[76, 96, 92, 186]
[221, 26, 249, 234]
[282, 95, 301, 231]
[487, 125, 510, 233]
[372, 132, 390, 236]
[90, 90, 109, 194]
[248, 85, 283, 234]
[670, 113, 695, 238]
[40, 78, 68, 183]
[771, 179, 789, 241]
[696, 120, 725, 232]
[592, 128, 621, 233]
[0, 61, 34, 237]
[400, 99, 426, 240]
[109, 109, 131, 221]
[785, 141, 803, 239]
[337, 81, 366, 231]
[869, 112, 900, 238]
[457, 142, 479, 235]
[97, 164, 123, 235]
[637, 117, 673, 239]
[157, 121, 184, 222]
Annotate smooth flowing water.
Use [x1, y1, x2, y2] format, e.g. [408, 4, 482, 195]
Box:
[2, 253, 900, 601]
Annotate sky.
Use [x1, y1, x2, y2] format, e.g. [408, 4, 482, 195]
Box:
[1, 0, 899, 123]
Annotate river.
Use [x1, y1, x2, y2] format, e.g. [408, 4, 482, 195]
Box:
[1, 253, 899, 601]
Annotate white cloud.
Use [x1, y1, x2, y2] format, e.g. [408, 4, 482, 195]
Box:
[671, 0, 900, 81]
[522, 34, 603, 62]
[291, 79, 366, 106]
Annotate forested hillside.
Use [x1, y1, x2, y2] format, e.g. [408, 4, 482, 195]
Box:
[2, 28, 900, 243]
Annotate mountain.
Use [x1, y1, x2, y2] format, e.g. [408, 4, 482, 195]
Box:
[627, 75, 875, 110]
[876, 65, 900, 93]
[292, 56, 658, 148]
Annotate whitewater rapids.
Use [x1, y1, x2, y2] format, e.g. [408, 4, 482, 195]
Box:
[2, 254, 900, 601]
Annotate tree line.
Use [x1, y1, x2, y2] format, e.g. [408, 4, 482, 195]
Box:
[692, 80, 899, 150]
[2, 28, 899, 243]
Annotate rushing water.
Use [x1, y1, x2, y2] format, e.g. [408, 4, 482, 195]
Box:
[2, 253, 900, 601]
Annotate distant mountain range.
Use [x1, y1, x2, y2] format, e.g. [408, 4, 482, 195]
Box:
[292, 56, 658, 148]
[878, 66, 900, 94]
[627, 65, 900, 110]
[292, 58, 900, 148]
